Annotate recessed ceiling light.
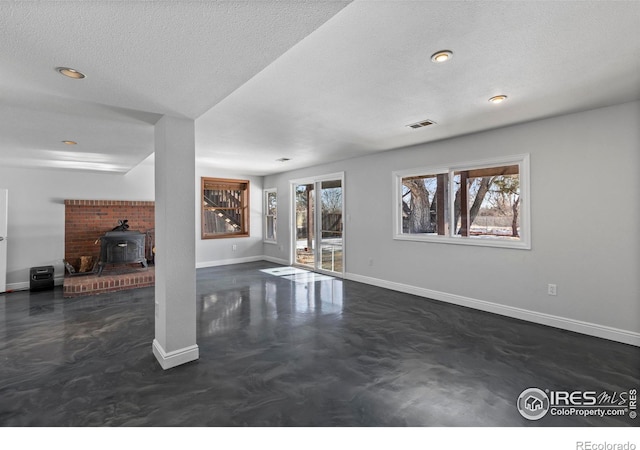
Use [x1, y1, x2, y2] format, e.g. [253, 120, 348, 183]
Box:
[489, 95, 508, 104]
[430, 50, 453, 63]
[62, 140, 77, 145]
[56, 67, 86, 79]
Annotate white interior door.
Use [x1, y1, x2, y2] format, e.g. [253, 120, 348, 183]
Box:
[0, 189, 7, 293]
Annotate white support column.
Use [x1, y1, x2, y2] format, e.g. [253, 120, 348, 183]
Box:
[152, 115, 199, 370]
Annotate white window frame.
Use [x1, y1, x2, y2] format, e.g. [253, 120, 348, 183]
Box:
[264, 188, 277, 244]
[289, 172, 345, 275]
[393, 154, 531, 250]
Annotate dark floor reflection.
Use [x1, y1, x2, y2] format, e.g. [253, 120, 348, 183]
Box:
[199, 267, 344, 339]
[0, 261, 638, 426]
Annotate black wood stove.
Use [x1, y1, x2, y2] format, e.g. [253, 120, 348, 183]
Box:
[97, 231, 147, 276]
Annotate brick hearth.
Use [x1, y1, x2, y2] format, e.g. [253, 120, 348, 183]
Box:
[64, 199, 154, 272]
[63, 199, 155, 297]
[63, 266, 155, 298]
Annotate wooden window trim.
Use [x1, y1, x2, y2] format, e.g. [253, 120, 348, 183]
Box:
[201, 177, 250, 239]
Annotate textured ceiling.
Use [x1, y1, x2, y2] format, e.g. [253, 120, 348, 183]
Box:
[0, 0, 351, 172]
[1, 1, 639, 175]
[196, 0, 640, 174]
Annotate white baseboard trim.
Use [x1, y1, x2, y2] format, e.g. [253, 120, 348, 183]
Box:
[5, 276, 65, 292]
[344, 272, 640, 347]
[5, 281, 29, 292]
[196, 255, 264, 269]
[152, 339, 199, 370]
[262, 255, 289, 265]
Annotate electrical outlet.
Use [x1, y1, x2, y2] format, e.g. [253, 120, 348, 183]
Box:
[232, 244, 237, 251]
[547, 284, 557, 296]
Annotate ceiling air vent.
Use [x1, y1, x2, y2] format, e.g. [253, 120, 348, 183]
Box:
[407, 119, 436, 129]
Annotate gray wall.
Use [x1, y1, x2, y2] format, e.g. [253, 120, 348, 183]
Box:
[0, 159, 155, 288]
[195, 165, 265, 267]
[264, 101, 640, 340]
[0, 158, 267, 288]
[2, 101, 637, 343]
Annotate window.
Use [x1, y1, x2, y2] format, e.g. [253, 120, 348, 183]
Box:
[201, 177, 249, 239]
[394, 154, 530, 249]
[264, 188, 277, 243]
[401, 171, 450, 236]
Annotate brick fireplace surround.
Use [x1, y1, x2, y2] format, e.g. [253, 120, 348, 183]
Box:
[63, 200, 155, 297]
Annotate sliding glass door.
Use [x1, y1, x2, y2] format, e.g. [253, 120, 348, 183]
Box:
[294, 183, 315, 268]
[292, 174, 344, 276]
[319, 179, 342, 273]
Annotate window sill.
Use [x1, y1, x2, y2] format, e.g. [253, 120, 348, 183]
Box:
[393, 233, 531, 250]
[202, 233, 250, 240]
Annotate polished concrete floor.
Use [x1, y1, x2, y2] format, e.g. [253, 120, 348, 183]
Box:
[0, 261, 638, 427]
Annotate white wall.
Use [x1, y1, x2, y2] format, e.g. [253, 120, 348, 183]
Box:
[264, 101, 640, 344]
[0, 158, 155, 289]
[0, 154, 267, 288]
[2, 102, 637, 345]
[195, 165, 264, 268]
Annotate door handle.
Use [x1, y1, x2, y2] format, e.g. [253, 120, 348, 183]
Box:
[0, 236, 4, 241]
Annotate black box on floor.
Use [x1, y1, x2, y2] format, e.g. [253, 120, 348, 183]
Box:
[30, 266, 54, 291]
